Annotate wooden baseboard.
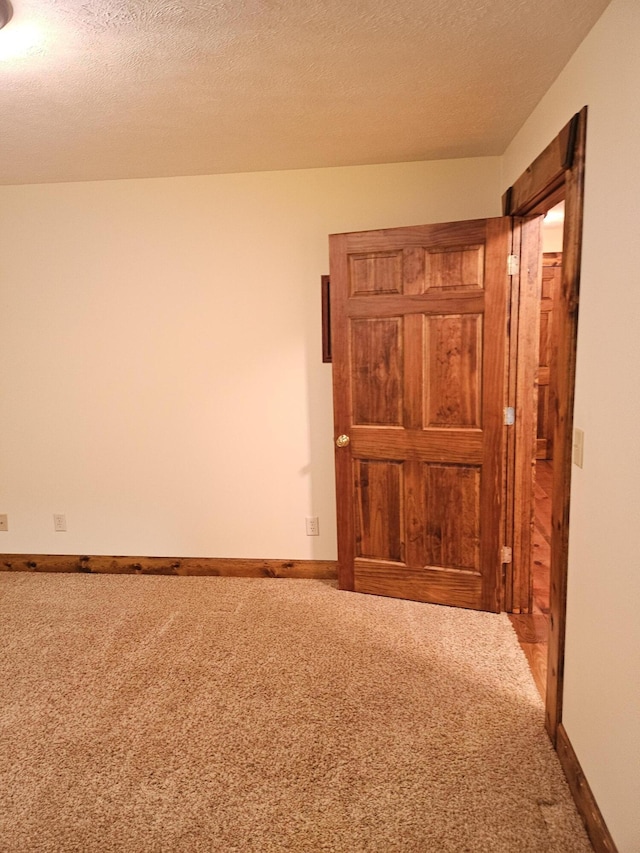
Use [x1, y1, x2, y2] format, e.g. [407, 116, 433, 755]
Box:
[0, 553, 338, 580]
[556, 723, 618, 853]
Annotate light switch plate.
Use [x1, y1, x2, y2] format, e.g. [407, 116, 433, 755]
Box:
[572, 428, 584, 468]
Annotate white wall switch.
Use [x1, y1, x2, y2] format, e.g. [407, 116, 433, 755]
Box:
[0, 514, 7, 531]
[572, 428, 585, 468]
[53, 513, 67, 532]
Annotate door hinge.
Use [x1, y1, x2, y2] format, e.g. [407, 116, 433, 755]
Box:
[501, 546, 513, 564]
[507, 254, 519, 276]
[504, 406, 515, 426]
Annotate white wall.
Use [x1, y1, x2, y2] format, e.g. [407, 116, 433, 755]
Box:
[0, 158, 501, 559]
[503, 1, 640, 849]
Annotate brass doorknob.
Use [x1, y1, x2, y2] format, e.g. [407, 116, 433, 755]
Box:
[336, 434, 350, 448]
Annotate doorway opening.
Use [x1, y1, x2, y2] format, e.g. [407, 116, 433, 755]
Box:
[512, 200, 565, 699]
[503, 107, 587, 744]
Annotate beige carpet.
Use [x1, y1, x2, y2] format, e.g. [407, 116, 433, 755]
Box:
[0, 573, 592, 852]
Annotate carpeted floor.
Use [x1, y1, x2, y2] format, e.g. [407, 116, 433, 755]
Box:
[0, 573, 592, 852]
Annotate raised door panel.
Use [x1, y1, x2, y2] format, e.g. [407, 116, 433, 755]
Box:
[424, 463, 481, 572]
[354, 460, 405, 563]
[349, 252, 403, 296]
[351, 318, 403, 426]
[425, 244, 485, 292]
[424, 314, 482, 428]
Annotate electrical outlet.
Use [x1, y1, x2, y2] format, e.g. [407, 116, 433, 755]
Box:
[0, 514, 8, 531]
[53, 513, 67, 532]
[305, 516, 319, 536]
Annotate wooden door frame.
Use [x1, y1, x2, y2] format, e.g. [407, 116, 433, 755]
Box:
[503, 107, 587, 743]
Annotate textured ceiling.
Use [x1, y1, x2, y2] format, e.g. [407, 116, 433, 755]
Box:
[0, 0, 610, 185]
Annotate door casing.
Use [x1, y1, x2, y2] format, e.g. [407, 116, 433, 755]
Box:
[503, 107, 587, 743]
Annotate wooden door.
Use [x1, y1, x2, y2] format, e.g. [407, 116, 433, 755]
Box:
[536, 253, 561, 460]
[329, 217, 514, 612]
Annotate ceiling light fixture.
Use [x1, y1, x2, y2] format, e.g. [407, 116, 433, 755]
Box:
[0, 0, 13, 30]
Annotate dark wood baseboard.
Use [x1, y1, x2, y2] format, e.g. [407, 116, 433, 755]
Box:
[0, 553, 338, 580]
[556, 723, 618, 853]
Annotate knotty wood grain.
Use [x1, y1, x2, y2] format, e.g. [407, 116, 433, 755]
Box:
[354, 561, 483, 610]
[502, 220, 521, 612]
[351, 318, 403, 425]
[425, 314, 482, 428]
[354, 460, 404, 562]
[351, 426, 483, 464]
[346, 292, 485, 318]
[329, 232, 355, 590]
[343, 219, 488, 252]
[425, 464, 480, 571]
[546, 108, 587, 743]
[556, 724, 619, 853]
[0, 555, 338, 579]
[512, 215, 543, 615]
[502, 113, 579, 216]
[425, 243, 484, 291]
[349, 251, 402, 295]
[480, 217, 512, 612]
[537, 254, 561, 459]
